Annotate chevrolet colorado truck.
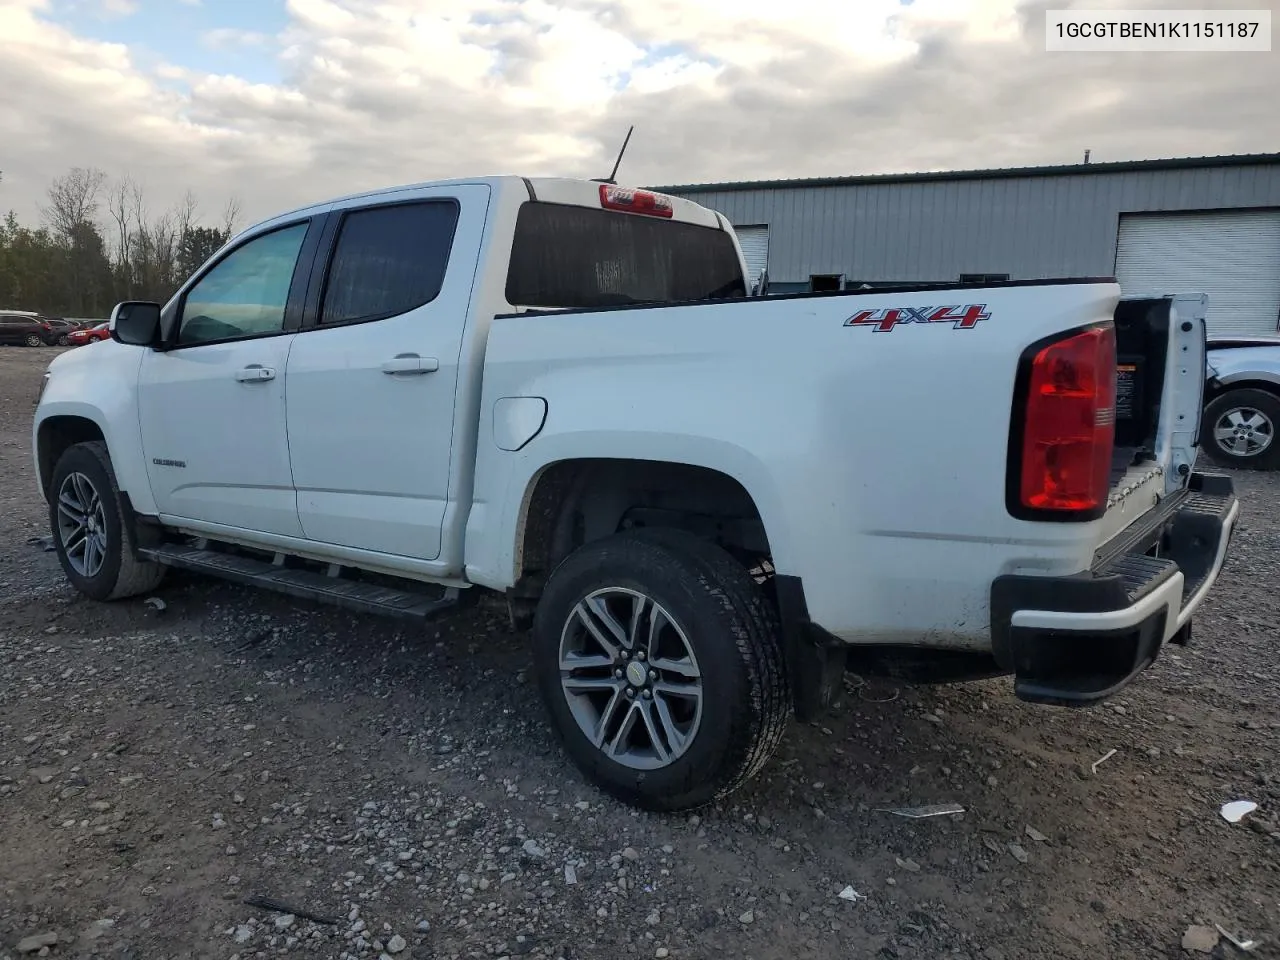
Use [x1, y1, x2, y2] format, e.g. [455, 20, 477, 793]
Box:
[32, 176, 1239, 811]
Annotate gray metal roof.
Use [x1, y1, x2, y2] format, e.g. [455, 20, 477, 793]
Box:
[652, 152, 1280, 195]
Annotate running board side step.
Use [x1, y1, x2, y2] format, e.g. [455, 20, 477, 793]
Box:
[140, 543, 461, 621]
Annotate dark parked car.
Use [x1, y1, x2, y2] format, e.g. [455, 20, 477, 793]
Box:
[43, 318, 82, 345]
[0, 311, 57, 347]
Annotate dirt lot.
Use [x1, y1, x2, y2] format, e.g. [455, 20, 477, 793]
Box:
[1, 344, 1278, 960]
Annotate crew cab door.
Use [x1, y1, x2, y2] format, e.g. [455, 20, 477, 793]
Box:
[137, 217, 321, 537]
[284, 184, 490, 560]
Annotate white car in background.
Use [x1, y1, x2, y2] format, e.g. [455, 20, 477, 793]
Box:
[1202, 336, 1280, 470]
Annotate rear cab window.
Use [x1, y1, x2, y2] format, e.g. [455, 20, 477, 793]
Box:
[505, 203, 747, 310]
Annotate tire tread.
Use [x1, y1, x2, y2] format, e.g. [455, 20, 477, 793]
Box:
[535, 528, 790, 811]
[63, 441, 165, 599]
[1200, 388, 1280, 471]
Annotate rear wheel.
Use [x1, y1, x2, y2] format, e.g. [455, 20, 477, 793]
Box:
[1200, 388, 1280, 470]
[532, 528, 789, 811]
[48, 441, 166, 601]
[25, 333, 43, 347]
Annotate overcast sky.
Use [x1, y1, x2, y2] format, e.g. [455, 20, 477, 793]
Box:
[1, 0, 1277, 231]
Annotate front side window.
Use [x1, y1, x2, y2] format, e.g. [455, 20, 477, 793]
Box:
[320, 200, 460, 325]
[178, 222, 309, 345]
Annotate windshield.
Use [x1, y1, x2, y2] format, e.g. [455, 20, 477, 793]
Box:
[505, 202, 746, 310]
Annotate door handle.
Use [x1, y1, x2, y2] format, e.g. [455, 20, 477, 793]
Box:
[235, 365, 276, 383]
[381, 354, 440, 376]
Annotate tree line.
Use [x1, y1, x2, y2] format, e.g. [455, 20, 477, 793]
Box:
[0, 167, 241, 319]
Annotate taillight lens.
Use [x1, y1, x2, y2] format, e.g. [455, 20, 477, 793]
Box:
[599, 184, 674, 218]
[1017, 324, 1117, 515]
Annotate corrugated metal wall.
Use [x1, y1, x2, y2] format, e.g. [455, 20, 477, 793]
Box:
[665, 163, 1280, 285]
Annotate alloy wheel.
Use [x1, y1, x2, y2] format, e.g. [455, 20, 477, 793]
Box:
[56, 471, 109, 578]
[558, 587, 703, 771]
[1213, 406, 1275, 459]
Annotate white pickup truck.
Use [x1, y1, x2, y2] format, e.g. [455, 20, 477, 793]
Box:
[33, 176, 1239, 811]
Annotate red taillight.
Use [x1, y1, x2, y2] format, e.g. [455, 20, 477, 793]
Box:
[1017, 324, 1117, 516]
[40, 321, 51, 330]
[599, 184, 674, 218]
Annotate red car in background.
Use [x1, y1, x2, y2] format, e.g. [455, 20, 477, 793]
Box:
[67, 322, 111, 346]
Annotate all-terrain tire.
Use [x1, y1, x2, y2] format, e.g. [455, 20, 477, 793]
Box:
[48, 441, 166, 601]
[532, 527, 790, 811]
[1199, 388, 1280, 471]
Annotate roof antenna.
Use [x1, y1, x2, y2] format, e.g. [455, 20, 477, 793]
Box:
[1083, 148, 1091, 164]
[592, 125, 634, 185]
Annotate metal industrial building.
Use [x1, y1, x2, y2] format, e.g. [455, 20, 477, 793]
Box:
[656, 153, 1280, 337]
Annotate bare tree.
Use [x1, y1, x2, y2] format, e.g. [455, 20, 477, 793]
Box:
[221, 196, 242, 238]
[174, 189, 199, 239]
[151, 211, 178, 291]
[41, 168, 111, 314]
[127, 178, 148, 237]
[108, 175, 134, 273]
[43, 167, 107, 242]
[4, 166, 244, 313]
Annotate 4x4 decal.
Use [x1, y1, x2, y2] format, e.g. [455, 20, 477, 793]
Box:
[844, 304, 991, 333]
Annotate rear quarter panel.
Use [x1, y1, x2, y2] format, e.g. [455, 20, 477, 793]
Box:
[467, 282, 1123, 649]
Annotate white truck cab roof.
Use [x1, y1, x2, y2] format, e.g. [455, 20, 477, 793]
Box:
[251, 176, 723, 238]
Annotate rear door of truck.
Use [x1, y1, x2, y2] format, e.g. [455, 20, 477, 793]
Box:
[284, 183, 492, 561]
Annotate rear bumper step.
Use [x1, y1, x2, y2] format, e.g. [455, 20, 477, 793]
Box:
[990, 472, 1238, 707]
[140, 543, 460, 620]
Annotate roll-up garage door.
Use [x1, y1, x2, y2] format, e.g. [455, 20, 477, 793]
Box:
[734, 225, 770, 288]
[1114, 211, 1280, 337]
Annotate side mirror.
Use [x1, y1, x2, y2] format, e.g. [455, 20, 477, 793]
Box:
[110, 301, 162, 347]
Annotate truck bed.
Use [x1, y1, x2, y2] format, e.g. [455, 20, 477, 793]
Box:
[475, 278, 1201, 653]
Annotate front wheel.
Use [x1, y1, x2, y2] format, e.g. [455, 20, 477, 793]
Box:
[532, 528, 790, 811]
[48, 441, 166, 601]
[1200, 388, 1280, 470]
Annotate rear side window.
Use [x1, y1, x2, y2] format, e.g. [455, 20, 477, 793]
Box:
[321, 200, 460, 325]
[505, 202, 746, 309]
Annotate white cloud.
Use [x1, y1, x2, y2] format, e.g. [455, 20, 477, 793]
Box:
[202, 27, 273, 50]
[56, 0, 140, 18]
[0, 0, 1275, 233]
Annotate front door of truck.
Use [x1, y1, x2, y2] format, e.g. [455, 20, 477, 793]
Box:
[284, 184, 490, 561]
[137, 217, 321, 538]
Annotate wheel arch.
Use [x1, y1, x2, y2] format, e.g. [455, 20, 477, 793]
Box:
[514, 457, 775, 592]
[36, 414, 107, 498]
[34, 376, 158, 516]
[1205, 376, 1280, 404]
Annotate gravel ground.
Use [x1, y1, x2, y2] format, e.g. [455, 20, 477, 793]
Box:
[1, 344, 1278, 960]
